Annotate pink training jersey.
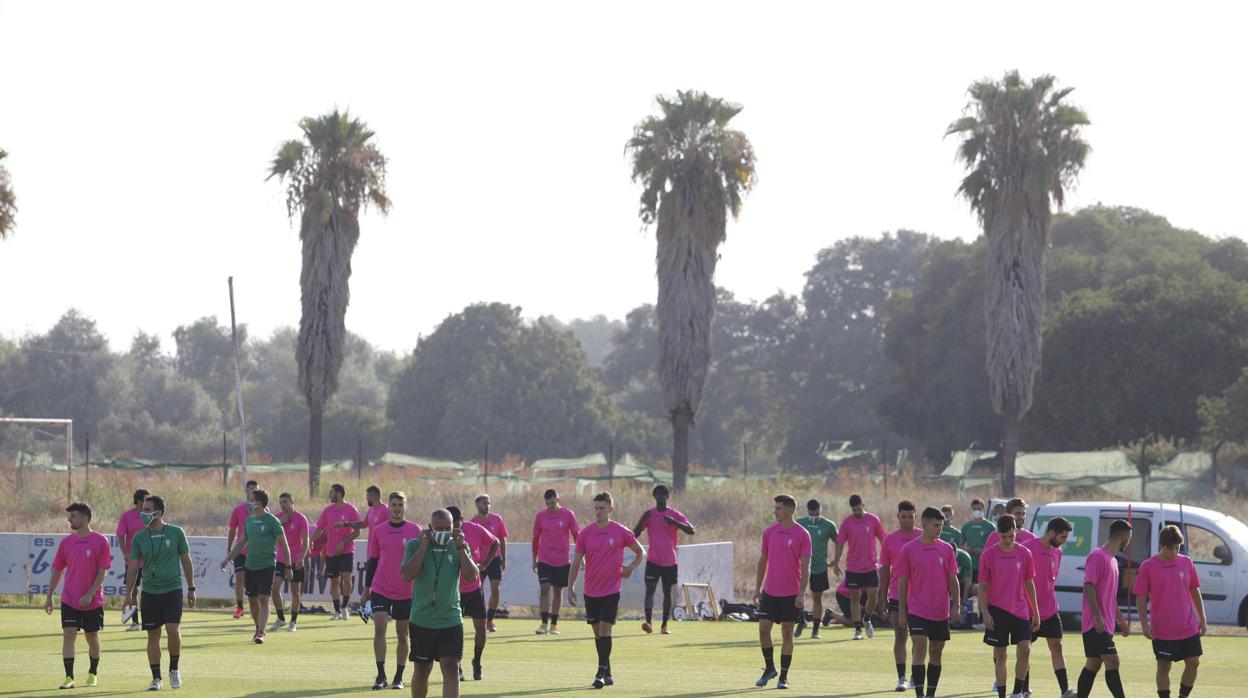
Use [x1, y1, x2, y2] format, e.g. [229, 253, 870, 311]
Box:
[1133, 554, 1200, 640]
[980, 543, 1036, 619]
[836, 513, 886, 573]
[228, 501, 250, 554]
[880, 528, 922, 600]
[1082, 547, 1120, 633]
[317, 502, 362, 555]
[277, 511, 309, 565]
[365, 503, 388, 530]
[895, 538, 957, 621]
[985, 528, 1036, 548]
[52, 532, 112, 611]
[367, 520, 422, 600]
[116, 509, 144, 568]
[761, 522, 813, 597]
[472, 513, 508, 562]
[576, 520, 637, 598]
[459, 521, 498, 593]
[532, 507, 580, 566]
[642, 506, 691, 567]
[1022, 537, 1063, 618]
[308, 523, 324, 558]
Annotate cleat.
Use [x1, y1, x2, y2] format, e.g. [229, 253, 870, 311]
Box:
[591, 670, 606, 689]
[121, 606, 138, 624]
[84, 674, 98, 687]
[232, 606, 245, 619]
[373, 677, 388, 690]
[390, 680, 405, 690]
[795, 617, 805, 637]
[810, 629, 821, 639]
[756, 668, 779, 687]
[603, 674, 614, 686]
[865, 618, 875, 638]
[548, 626, 560, 635]
[287, 622, 297, 632]
[486, 620, 497, 632]
[472, 661, 482, 681]
[169, 669, 181, 689]
[777, 677, 789, 689]
[852, 629, 864, 640]
[660, 624, 671, 635]
[641, 621, 652, 634]
[360, 601, 373, 623]
[253, 632, 265, 644]
[59, 676, 75, 689]
[895, 677, 908, 692]
[148, 677, 163, 691]
[535, 623, 548, 635]
[269, 619, 286, 631]
[127, 623, 143, 631]
[1061, 692, 1078, 698]
[822, 609, 833, 627]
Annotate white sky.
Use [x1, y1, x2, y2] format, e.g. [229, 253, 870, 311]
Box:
[1, 1, 1244, 354]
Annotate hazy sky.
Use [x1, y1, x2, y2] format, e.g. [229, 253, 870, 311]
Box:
[1, 1, 1244, 354]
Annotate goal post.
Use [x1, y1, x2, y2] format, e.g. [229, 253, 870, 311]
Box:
[0, 417, 73, 502]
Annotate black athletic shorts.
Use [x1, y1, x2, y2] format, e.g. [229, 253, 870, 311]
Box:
[836, 592, 852, 618]
[244, 567, 276, 597]
[809, 570, 830, 594]
[1082, 629, 1117, 657]
[60, 604, 104, 632]
[907, 613, 950, 642]
[1152, 634, 1202, 662]
[537, 562, 570, 588]
[274, 561, 305, 583]
[324, 553, 354, 578]
[409, 623, 463, 663]
[757, 592, 801, 624]
[140, 590, 183, 629]
[232, 553, 248, 574]
[484, 557, 503, 581]
[584, 592, 620, 625]
[644, 561, 678, 587]
[845, 569, 880, 589]
[461, 589, 487, 620]
[370, 593, 412, 621]
[1033, 613, 1063, 639]
[983, 605, 1031, 646]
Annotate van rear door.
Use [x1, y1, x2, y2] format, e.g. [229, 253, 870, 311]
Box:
[1097, 508, 1154, 622]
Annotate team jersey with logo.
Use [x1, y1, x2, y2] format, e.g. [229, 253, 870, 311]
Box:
[532, 508, 580, 566]
[796, 515, 838, 574]
[316, 503, 362, 555]
[276, 511, 309, 565]
[1133, 553, 1200, 640]
[52, 531, 111, 610]
[576, 521, 637, 598]
[1082, 547, 1120, 633]
[368, 520, 422, 600]
[459, 520, 498, 593]
[129, 524, 189, 594]
[761, 522, 813, 597]
[243, 512, 284, 570]
[405, 538, 465, 629]
[836, 513, 886, 573]
[895, 537, 957, 620]
[880, 528, 923, 600]
[642, 507, 691, 567]
[1022, 537, 1063, 618]
[980, 543, 1036, 619]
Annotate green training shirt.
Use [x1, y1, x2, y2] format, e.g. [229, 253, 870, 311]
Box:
[244, 512, 284, 571]
[955, 547, 972, 584]
[959, 519, 995, 569]
[405, 538, 465, 629]
[129, 524, 189, 594]
[796, 515, 838, 574]
[939, 524, 961, 546]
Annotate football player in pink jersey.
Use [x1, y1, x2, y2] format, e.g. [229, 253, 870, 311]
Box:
[314, 483, 362, 620]
[448, 505, 499, 681]
[879, 500, 922, 691]
[631, 484, 695, 635]
[471, 494, 508, 632]
[979, 515, 1040, 698]
[753, 494, 812, 690]
[1077, 519, 1131, 698]
[1135, 525, 1206, 698]
[271, 492, 310, 632]
[832, 493, 886, 640]
[45, 502, 111, 689]
[337, 484, 389, 534]
[226, 480, 259, 619]
[362, 492, 422, 690]
[895, 507, 961, 698]
[1021, 517, 1076, 698]
[531, 488, 580, 635]
[117, 488, 149, 631]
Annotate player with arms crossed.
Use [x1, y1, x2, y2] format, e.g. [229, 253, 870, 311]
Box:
[45, 502, 111, 690]
[753, 494, 812, 690]
[833, 493, 886, 640]
[531, 488, 580, 635]
[363, 491, 422, 690]
[125, 495, 196, 691]
[632, 484, 695, 635]
[1135, 524, 1207, 698]
[895, 507, 961, 698]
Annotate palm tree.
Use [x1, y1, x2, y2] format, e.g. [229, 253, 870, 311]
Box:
[268, 110, 390, 495]
[0, 149, 16, 239]
[947, 71, 1089, 496]
[627, 91, 756, 490]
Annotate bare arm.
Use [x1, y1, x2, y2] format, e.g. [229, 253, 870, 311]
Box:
[1083, 582, 1106, 633]
[566, 551, 584, 604]
[277, 531, 293, 577]
[979, 575, 993, 630]
[401, 535, 429, 582]
[797, 555, 810, 607]
[832, 541, 844, 574]
[1024, 579, 1040, 629]
[666, 515, 695, 535]
[181, 552, 197, 608]
[300, 526, 310, 566]
[623, 540, 644, 577]
[632, 511, 648, 538]
[457, 542, 478, 583]
[947, 572, 961, 615]
[79, 568, 106, 608]
[1190, 587, 1207, 634]
[1136, 594, 1151, 638]
[754, 554, 767, 602]
[878, 564, 891, 599]
[221, 531, 247, 569]
[44, 568, 63, 613]
[498, 537, 507, 567]
[897, 577, 910, 628]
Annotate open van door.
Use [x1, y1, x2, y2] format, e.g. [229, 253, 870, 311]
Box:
[1161, 506, 1237, 625]
[1096, 507, 1154, 622]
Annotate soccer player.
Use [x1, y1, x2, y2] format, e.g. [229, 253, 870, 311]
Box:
[632, 484, 695, 635]
[979, 516, 1041, 698]
[833, 493, 886, 640]
[400, 509, 479, 698]
[226, 480, 259, 619]
[44, 502, 110, 690]
[1135, 524, 1206, 698]
[315, 483, 362, 620]
[1077, 519, 1132, 698]
[124, 495, 196, 691]
[938, 505, 960, 546]
[1022, 517, 1076, 698]
[985, 498, 1036, 548]
[568, 491, 643, 689]
[753, 494, 812, 690]
[896, 507, 960, 698]
[531, 488, 580, 635]
[117, 487, 149, 632]
[880, 500, 923, 691]
[339, 484, 389, 533]
[794, 499, 835, 639]
[448, 505, 499, 681]
[272, 492, 310, 632]
[219, 489, 293, 643]
[471, 494, 508, 632]
[363, 491, 422, 690]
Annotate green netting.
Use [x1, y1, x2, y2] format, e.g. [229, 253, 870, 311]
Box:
[939, 449, 1216, 500]
[529, 454, 607, 472]
[377, 452, 479, 474]
[43, 457, 355, 473]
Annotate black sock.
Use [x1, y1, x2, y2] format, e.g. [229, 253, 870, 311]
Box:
[912, 664, 926, 697]
[132, 608, 141, 626]
[550, 616, 558, 627]
[1013, 679, 1025, 695]
[341, 595, 349, 611]
[169, 655, 179, 672]
[926, 664, 941, 697]
[540, 611, 549, 624]
[290, 610, 299, 624]
[150, 663, 161, 680]
[473, 643, 484, 663]
[1179, 684, 1193, 698]
[762, 646, 775, 671]
[276, 607, 285, 622]
[855, 621, 863, 631]
[1056, 668, 1069, 693]
[779, 653, 791, 680]
[1159, 690, 1171, 698]
[997, 685, 1006, 698]
[63, 657, 73, 679]
[487, 608, 496, 622]
[393, 664, 405, 683]
[1023, 672, 1030, 693]
[376, 661, 386, 679]
[1105, 669, 1126, 698]
[88, 655, 99, 675]
[1078, 668, 1098, 698]
[333, 599, 341, 613]
[645, 606, 653, 623]
[236, 600, 243, 610]
[897, 663, 907, 680]
[595, 636, 613, 672]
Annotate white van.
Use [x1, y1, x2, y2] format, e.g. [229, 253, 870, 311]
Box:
[1024, 502, 1248, 626]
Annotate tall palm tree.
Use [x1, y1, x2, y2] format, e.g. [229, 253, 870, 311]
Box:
[947, 71, 1089, 495]
[0, 149, 16, 239]
[268, 110, 390, 495]
[627, 90, 756, 490]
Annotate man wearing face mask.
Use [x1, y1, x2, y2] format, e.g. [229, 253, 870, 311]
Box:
[220, 489, 293, 644]
[125, 495, 196, 691]
[959, 499, 994, 615]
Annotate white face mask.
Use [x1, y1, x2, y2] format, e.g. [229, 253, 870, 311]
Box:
[971, 510, 984, 520]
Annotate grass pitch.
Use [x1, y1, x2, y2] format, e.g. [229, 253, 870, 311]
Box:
[0, 608, 1243, 696]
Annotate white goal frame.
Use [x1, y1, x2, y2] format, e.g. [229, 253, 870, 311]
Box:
[0, 417, 73, 502]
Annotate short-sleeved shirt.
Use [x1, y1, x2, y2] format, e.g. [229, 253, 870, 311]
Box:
[316, 503, 362, 555]
[837, 513, 886, 573]
[116, 509, 144, 563]
[642, 507, 691, 567]
[532, 508, 580, 566]
[309, 523, 324, 557]
[404, 538, 465, 629]
[276, 511, 309, 565]
[365, 503, 388, 530]
[228, 502, 250, 554]
[243, 512, 284, 571]
[52, 531, 111, 611]
[895, 537, 957, 621]
[459, 521, 498, 593]
[129, 524, 189, 594]
[880, 528, 923, 600]
[761, 522, 813, 597]
[986, 528, 1036, 549]
[1022, 537, 1063, 618]
[797, 515, 838, 574]
[576, 521, 638, 598]
[1133, 554, 1200, 640]
[959, 519, 995, 568]
[980, 543, 1036, 619]
[1082, 547, 1120, 633]
[938, 524, 961, 546]
[955, 548, 973, 584]
[368, 520, 422, 600]
[472, 513, 509, 548]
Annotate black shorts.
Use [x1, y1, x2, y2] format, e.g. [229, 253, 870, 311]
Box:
[887, 598, 900, 615]
[461, 589, 487, 620]
[809, 571, 830, 594]
[325, 553, 354, 578]
[370, 593, 412, 621]
[1033, 613, 1063, 639]
[409, 623, 463, 663]
[983, 605, 1031, 646]
[584, 593, 620, 625]
[232, 553, 247, 573]
[644, 561, 678, 587]
[244, 567, 276, 597]
[757, 592, 801, 624]
[537, 562, 570, 588]
[845, 569, 880, 589]
[971, 566, 981, 583]
[1152, 634, 1202, 662]
[1082, 629, 1117, 657]
[836, 592, 852, 617]
[484, 557, 503, 581]
[907, 613, 951, 642]
[140, 590, 183, 629]
[60, 604, 104, 632]
[274, 561, 305, 583]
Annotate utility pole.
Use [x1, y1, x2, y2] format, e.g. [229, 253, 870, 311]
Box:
[227, 277, 248, 492]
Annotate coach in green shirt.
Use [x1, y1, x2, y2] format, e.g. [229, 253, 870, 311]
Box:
[219, 489, 291, 643]
[957, 498, 994, 582]
[125, 495, 195, 690]
[402, 508, 478, 698]
[796, 499, 838, 639]
[938, 504, 961, 545]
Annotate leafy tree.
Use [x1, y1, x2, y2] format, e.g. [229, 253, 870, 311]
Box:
[172, 316, 248, 422]
[0, 149, 15, 239]
[540, 315, 625, 368]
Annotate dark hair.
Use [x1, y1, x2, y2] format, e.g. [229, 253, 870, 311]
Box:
[806, 499, 820, 511]
[66, 502, 92, 520]
[1159, 524, 1184, 548]
[446, 505, 462, 522]
[543, 489, 558, 500]
[1006, 497, 1026, 511]
[245, 480, 258, 489]
[848, 494, 863, 507]
[898, 500, 916, 513]
[389, 491, 406, 503]
[921, 507, 944, 522]
[593, 491, 614, 505]
[1045, 517, 1073, 534]
[132, 488, 151, 505]
[774, 494, 796, 508]
[1108, 519, 1132, 539]
[940, 504, 953, 513]
[330, 483, 346, 497]
[145, 495, 166, 513]
[652, 485, 669, 496]
[252, 489, 270, 507]
[366, 485, 381, 496]
[279, 492, 293, 501]
[475, 494, 490, 504]
[996, 515, 1016, 533]
[971, 498, 984, 507]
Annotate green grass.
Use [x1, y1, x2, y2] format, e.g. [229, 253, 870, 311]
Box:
[0, 607, 1243, 696]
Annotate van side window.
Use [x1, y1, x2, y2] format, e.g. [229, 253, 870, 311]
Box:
[1097, 516, 1151, 567]
[1164, 521, 1232, 566]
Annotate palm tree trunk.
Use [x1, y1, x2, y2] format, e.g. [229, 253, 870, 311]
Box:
[308, 403, 323, 497]
[671, 405, 691, 492]
[1001, 410, 1019, 497]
